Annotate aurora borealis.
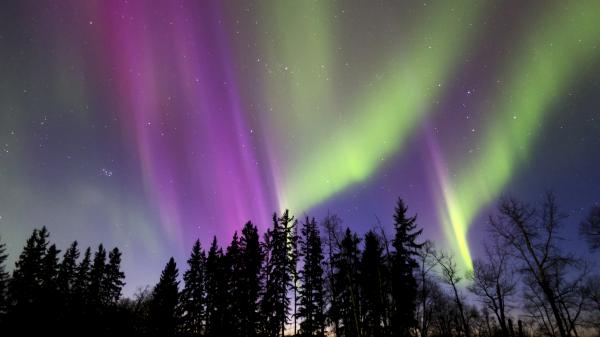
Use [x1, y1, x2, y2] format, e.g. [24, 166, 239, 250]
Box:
[1, 1, 599, 291]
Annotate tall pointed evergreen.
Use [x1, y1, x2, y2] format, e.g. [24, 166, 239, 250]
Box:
[56, 242, 80, 331]
[36, 227, 50, 254]
[205, 236, 226, 337]
[260, 225, 277, 337]
[297, 217, 326, 337]
[0, 237, 9, 322]
[361, 230, 389, 337]
[71, 246, 92, 333]
[180, 239, 206, 336]
[88, 244, 107, 309]
[8, 227, 50, 332]
[104, 247, 125, 305]
[390, 198, 423, 337]
[40, 244, 61, 327]
[261, 210, 298, 337]
[41, 244, 60, 284]
[7, 229, 38, 315]
[150, 257, 180, 336]
[8, 229, 43, 315]
[73, 247, 92, 305]
[58, 241, 80, 298]
[225, 232, 244, 337]
[239, 222, 262, 337]
[333, 228, 362, 337]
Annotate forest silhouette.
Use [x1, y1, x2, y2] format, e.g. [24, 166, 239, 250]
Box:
[0, 194, 599, 336]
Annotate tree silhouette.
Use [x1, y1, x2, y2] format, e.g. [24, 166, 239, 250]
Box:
[260, 225, 277, 337]
[297, 217, 326, 337]
[434, 251, 470, 337]
[261, 210, 298, 337]
[8, 227, 47, 332]
[66, 245, 91, 333]
[57, 241, 79, 302]
[333, 228, 362, 337]
[323, 214, 343, 335]
[205, 236, 226, 337]
[0, 193, 598, 336]
[225, 231, 244, 337]
[491, 194, 575, 337]
[150, 257, 179, 336]
[239, 222, 262, 337]
[86, 244, 106, 329]
[104, 247, 125, 306]
[360, 230, 389, 337]
[468, 243, 516, 337]
[580, 205, 600, 251]
[584, 276, 600, 333]
[40, 243, 60, 329]
[390, 198, 423, 337]
[56, 241, 79, 331]
[72, 246, 91, 315]
[180, 239, 206, 336]
[416, 241, 437, 337]
[0, 237, 8, 324]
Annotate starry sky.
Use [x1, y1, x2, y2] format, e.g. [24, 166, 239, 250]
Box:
[1, 0, 599, 293]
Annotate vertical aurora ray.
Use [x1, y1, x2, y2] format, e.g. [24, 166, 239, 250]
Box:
[265, 1, 484, 214]
[426, 129, 473, 270]
[433, 0, 600, 270]
[99, 1, 276, 245]
[256, 0, 335, 210]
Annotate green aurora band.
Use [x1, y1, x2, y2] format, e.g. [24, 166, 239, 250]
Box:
[435, 0, 600, 271]
[263, 1, 484, 214]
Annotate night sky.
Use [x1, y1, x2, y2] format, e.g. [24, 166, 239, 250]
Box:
[1, 0, 599, 294]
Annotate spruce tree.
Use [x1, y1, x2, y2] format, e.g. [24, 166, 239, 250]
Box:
[0, 237, 9, 323]
[71, 246, 92, 333]
[205, 236, 226, 337]
[261, 211, 297, 337]
[58, 241, 79, 298]
[361, 231, 389, 337]
[104, 248, 125, 305]
[89, 244, 107, 310]
[36, 227, 50, 254]
[297, 217, 326, 337]
[280, 211, 298, 337]
[180, 239, 206, 336]
[259, 226, 277, 337]
[150, 257, 180, 336]
[8, 227, 50, 332]
[83, 244, 109, 332]
[57, 241, 79, 330]
[333, 228, 362, 337]
[239, 222, 262, 337]
[8, 229, 42, 316]
[40, 244, 61, 328]
[390, 198, 423, 337]
[225, 232, 243, 337]
[72, 247, 92, 306]
[40, 244, 60, 293]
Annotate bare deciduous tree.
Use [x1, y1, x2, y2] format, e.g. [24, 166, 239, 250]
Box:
[582, 276, 600, 334]
[467, 242, 517, 337]
[490, 194, 583, 337]
[416, 241, 437, 337]
[434, 250, 470, 337]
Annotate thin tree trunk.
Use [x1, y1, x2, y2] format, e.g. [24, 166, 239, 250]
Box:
[450, 282, 470, 337]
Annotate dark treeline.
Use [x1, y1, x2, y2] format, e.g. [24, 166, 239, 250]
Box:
[0, 194, 599, 336]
